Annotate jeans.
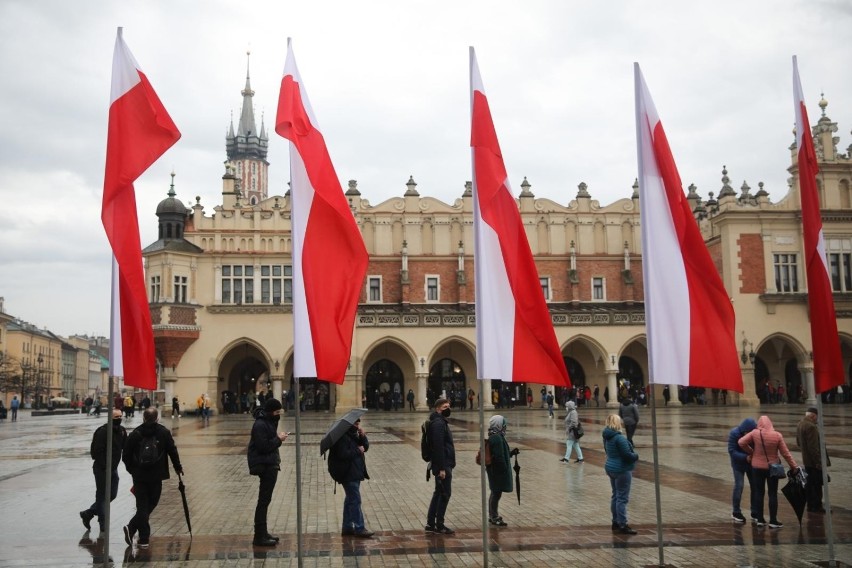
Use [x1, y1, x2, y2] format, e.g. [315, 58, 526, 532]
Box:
[624, 423, 637, 443]
[564, 439, 583, 461]
[731, 467, 755, 516]
[127, 480, 163, 543]
[254, 466, 279, 532]
[608, 470, 632, 526]
[750, 468, 779, 522]
[427, 467, 453, 527]
[342, 481, 365, 532]
[87, 467, 119, 530]
[488, 490, 503, 519]
[547, 404, 554, 417]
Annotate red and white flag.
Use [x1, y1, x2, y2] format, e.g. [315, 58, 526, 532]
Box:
[793, 56, 844, 394]
[102, 28, 180, 390]
[275, 39, 368, 384]
[634, 63, 741, 392]
[470, 48, 570, 387]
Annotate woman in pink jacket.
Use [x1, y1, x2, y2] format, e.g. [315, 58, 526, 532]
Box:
[738, 415, 799, 528]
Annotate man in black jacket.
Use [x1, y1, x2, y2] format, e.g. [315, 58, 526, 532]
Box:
[331, 417, 373, 538]
[122, 407, 183, 549]
[425, 398, 456, 534]
[247, 398, 288, 546]
[80, 409, 127, 533]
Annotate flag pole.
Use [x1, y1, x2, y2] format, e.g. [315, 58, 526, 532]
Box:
[293, 376, 304, 567]
[649, 385, 665, 567]
[478, 386, 489, 567]
[815, 397, 837, 566]
[102, 374, 115, 568]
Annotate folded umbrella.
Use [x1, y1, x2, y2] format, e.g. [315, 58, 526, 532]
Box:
[781, 468, 807, 525]
[320, 408, 367, 456]
[513, 452, 521, 505]
[178, 472, 192, 537]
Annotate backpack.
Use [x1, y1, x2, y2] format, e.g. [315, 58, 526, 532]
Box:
[475, 438, 492, 466]
[574, 419, 585, 439]
[136, 433, 161, 468]
[420, 418, 433, 462]
[326, 447, 349, 483]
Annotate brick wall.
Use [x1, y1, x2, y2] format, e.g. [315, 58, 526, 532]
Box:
[737, 234, 765, 293]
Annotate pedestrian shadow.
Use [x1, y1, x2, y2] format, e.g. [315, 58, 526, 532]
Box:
[77, 533, 111, 566]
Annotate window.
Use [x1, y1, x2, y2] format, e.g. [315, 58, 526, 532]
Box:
[426, 276, 439, 302]
[773, 254, 799, 292]
[150, 275, 161, 303]
[367, 276, 382, 303]
[260, 265, 292, 304]
[826, 238, 852, 292]
[592, 277, 605, 301]
[540, 277, 551, 301]
[173, 276, 188, 303]
[221, 265, 254, 304]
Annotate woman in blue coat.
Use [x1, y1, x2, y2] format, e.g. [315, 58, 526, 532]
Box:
[603, 414, 639, 534]
[485, 415, 517, 526]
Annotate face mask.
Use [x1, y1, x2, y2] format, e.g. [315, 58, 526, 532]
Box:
[441, 408, 451, 418]
[114, 419, 122, 426]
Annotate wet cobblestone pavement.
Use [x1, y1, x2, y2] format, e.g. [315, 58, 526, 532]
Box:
[0, 404, 850, 567]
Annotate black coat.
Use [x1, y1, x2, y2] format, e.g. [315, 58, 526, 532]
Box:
[427, 412, 456, 474]
[123, 421, 182, 482]
[247, 410, 282, 474]
[91, 421, 127, 471]
[330, 428, 370, 482]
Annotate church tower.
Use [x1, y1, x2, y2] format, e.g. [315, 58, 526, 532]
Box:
[225, 51, 269, 205]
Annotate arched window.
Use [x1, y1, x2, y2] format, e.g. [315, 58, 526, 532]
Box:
[365, 359, 404, 410]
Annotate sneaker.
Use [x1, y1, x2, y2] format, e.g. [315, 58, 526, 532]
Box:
[752, 518, 766, 527]
[611, 522, 619, 532]
[618, 525, 637, 535]
[123, 525, 134, 546]
[559, 458, 568, 463]
[80, 510, 93, 530]
[425, 525, 438, 533]
[731, 512, 746, 523]
[489, 517, 508, 527]
[353, 529, 375, 538]
[137, 541, 149, 549]
[768, 520, 783, 529]
[435, 525, 455, 535]
[575, 459, 584, 463]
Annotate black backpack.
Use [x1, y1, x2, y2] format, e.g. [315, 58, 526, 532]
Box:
[420, 418, 433, 462]
[326, 446, 349, 483]
[136, 433, 161, 467]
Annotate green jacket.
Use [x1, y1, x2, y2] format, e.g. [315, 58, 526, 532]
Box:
[485, 433, 513, 493]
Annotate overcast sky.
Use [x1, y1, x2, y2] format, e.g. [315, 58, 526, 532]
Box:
[1, 0, 850, 338]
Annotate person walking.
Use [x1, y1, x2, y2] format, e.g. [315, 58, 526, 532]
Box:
[171, 396, 180, 418]
[485, 415, 517, 526]
[603, 414, 639, 535]
[80, 409, 127, 533]
[546, 391, 555, 419]
[330, 417, 374, 538]
[593, 384, 600, 407]
[425, 398, 456, 535]
[738, 415, 799, 528]
[122, 407, 183, 549]
[407, 389, 415, 411]
[797, 407, 827, 514]
[0, 400, 6, 421]
[560, 401, 584, 463]
[202, 394, 212, 421]
[618, 397, 640, 444]
[727, 417, 757, 523]
[10, 395, 19, 421]
[247, 398, 288, 546]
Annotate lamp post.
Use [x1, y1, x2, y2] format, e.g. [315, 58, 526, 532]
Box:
[36, 354, 44, 409]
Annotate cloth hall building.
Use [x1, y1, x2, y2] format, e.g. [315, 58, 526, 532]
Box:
[143, 66, 852, 414]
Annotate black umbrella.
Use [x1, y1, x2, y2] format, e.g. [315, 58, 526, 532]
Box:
[320, 408, 367, 456]
[512, 451, 521, 505]
[781, 469, 807, 525]
[178, 472, 192, 537]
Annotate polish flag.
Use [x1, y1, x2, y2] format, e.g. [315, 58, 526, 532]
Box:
[470, 48, 570, 387]
[793, 56, 844, 394]
[101, 28, 180, 390]
[634, 63, 742, 392]
[275, 39, 368, 384]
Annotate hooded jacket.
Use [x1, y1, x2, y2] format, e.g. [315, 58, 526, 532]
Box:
[564, 401, 580, 441]
[329, 425, 370, 483]
[738, 415, 798, 471]
[618, 399, 639, 427]
[727, 418, 757, 472]
[247, 407, 283, 474]
[603, 426, 638, 475]
[91, 420, 127, 471]
[427, 411, 456, 474]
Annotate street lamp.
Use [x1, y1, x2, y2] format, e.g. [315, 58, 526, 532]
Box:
[36, 354, 44, 409]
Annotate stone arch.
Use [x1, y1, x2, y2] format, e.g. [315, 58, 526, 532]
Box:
[215, 338, 274, 413]
[752, 333, 809, 404]
[426, 336, 476, 402]
[361, 338, 418, 411]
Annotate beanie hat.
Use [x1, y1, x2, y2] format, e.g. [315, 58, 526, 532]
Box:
[264, 398, 283, 413]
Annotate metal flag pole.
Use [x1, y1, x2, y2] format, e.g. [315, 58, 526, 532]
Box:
[649, 385, 666, 567]
[815, 397, 837, 567]
[479, 387, 489, 567]
[102, 374, 115, 568]
[293, 376, 304, 567]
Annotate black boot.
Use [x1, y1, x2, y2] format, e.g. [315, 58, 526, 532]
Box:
[253, 525, 277, 547]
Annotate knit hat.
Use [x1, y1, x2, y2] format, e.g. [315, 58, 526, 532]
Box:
[806, 406, 818, 415]
[264, 398, 283, 413]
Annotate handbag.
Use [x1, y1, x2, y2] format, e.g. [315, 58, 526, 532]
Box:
[573, 420, 585, 439]
[760, 431, 786, 479]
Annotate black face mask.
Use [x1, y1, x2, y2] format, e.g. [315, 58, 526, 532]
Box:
[113, 419, 122, 427]
[441, 408, 451, 418]
[269, 414, 280, 425]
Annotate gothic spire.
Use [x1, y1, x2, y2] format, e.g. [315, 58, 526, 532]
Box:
[237, 51, 258, 138]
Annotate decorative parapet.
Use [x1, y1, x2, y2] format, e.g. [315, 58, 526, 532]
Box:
[357, 306, 644, 327]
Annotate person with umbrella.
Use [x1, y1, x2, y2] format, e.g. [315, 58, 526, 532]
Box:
[328, 416, 374, 537]
[797, 407, 827, 514]
[247, 398, 288, 547]
[484, 415, 519, 527]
